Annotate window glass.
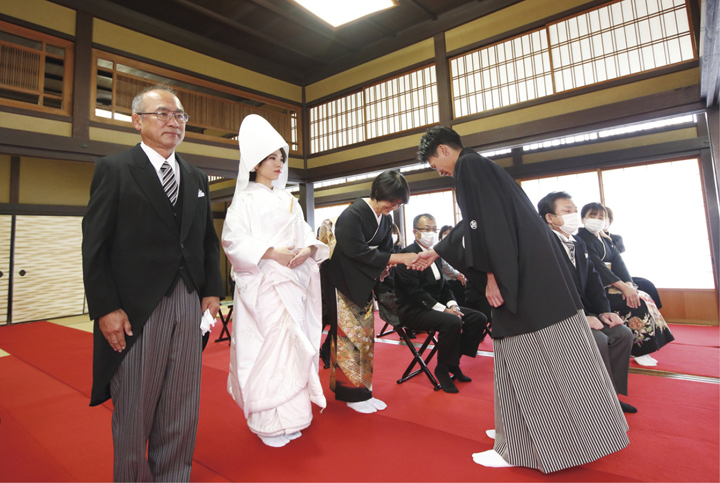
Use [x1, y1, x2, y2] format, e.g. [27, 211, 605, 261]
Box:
[602, 159, 714, 288]
[402, 190, 457, 247]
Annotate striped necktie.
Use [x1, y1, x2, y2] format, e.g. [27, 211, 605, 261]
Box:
[160, 161, 178, 206]
[563, 238, 576, 266]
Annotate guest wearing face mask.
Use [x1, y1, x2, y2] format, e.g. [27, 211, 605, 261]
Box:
[576, 203, 674, 366]
[393, 214, 486, 393]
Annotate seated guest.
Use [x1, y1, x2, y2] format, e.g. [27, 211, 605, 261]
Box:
[438, 225, 467, 305]
[539, 192, 637, 413]
[605, 207, 662, 309]
[374, 223, 406, 335]
[394, 213, 486, 393]
[577, 203, 674, 367]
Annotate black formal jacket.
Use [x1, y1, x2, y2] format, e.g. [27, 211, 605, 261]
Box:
[394, 241, 455, 316]
[82, 143, 224, 406]
[434, 149, 583, 338]
[552, 233, 611, 317]
[325, 198, 393, 307]
[576, 227, 632, 287]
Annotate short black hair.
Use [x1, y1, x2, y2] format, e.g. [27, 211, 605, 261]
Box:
[605, 206, 615, 225]
[370, 170, 410, 204]
[417, 126, 463, 164]
[249, 149, 286, 182]
[439, 224, 453, 240]
[581, 202, 606, 219]
[412, 213, 435, 230]
[537, 191, 572, 221]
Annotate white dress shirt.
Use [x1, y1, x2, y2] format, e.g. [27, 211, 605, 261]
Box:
[141, 142, 180, 189]
[417, 241, 458, 312]
[552, 229, 576, 267]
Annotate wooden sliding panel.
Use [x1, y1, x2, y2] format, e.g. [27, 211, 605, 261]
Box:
[11, 215, 84, 324]
[656, 288, 719, 324]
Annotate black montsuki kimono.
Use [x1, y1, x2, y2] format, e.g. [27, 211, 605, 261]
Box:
[326, 198, 394, 306]
[434, 148, 583, 338]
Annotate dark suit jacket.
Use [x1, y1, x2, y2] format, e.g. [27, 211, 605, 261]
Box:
[552, 233, 611, 316]
[394, 241, 455, 317]
[82, 143, 224, 405]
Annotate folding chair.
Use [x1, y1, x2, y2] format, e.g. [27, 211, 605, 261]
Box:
[395, 325, 441, 391]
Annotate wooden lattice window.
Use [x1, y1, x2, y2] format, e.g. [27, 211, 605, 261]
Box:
[92, 51, 301, 152]
[365, 65, 438, 139]
[309, 65, 438, 154]
[0, 20, 73, 115]
[451, 29, 552, 117]
[549, 0, 696, 92]
[309, 91, 365, 153]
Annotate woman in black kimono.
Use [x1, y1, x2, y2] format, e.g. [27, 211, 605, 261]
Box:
[415, 126, 628, 474]
[577, 203, 673, 366]
[325, 171, 418, 414]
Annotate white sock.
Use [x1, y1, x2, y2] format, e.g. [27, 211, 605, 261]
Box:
[633, 354, 657, 366]
[258, 434, 290, 448]
[368, 397, 387, 410]
[646, 354, 658, 363]
[472, 450, 516, 468]
[486, 429, 496, 440]
[286, 431, 302, 441]
[347, 400, 377, 414]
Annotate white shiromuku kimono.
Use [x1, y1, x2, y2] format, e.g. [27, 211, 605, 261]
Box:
[222, 114, 328, 438]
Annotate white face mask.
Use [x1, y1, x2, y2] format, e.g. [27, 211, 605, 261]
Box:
[392, 234, 398, 244]
[553, 212, 579, 236]
[417, 231, 437, 247]
[584, 218, 605, 235]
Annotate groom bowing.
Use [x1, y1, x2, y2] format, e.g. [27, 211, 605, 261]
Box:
[82, 84, 223, 482]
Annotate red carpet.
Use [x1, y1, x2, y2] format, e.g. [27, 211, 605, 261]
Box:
[0, 319, 718, 482]
[666, 323, 720, 348]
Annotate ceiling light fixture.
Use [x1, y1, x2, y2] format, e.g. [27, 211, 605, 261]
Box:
[293, 0, 398, 29]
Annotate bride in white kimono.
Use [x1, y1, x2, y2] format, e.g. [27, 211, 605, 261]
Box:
[222, 114, 329, 448]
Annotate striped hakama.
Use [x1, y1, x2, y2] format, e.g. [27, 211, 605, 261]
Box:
[330, 289, 375, 402]
[492, 310, 629, 474]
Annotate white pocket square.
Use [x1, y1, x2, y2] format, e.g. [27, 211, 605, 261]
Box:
[198, 189, 205, 198]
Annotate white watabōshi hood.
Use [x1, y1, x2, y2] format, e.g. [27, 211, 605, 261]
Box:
[234, 114, 290, 195]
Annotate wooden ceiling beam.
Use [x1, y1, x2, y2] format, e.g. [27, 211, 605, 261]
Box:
[51, 0, 305, 84]
[405, 0, 437, 21]
[168, 0, 326, 64]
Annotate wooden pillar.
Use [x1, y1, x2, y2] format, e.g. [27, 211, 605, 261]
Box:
[392, 206, 405, 246]
[9, 156, 20, 204]
[299, 182, 315, 230]
[434, 33, 452, 127]
[72, 11, 93, 140]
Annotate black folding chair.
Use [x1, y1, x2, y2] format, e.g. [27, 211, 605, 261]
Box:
[395, 325, 441, 391]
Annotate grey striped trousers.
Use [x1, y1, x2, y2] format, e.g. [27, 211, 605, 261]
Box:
[110, 279, 202, 482]
[493, 310, 629, 474]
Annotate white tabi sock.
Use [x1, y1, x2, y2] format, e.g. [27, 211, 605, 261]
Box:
[472, 450, 516, 468]
[486, 429, 496, 440]
[368, 397, 387, 410]
[286, 431, 302, 441]
[347, 400, 377, 414]
[633, 354, 657, 366]
[258, 434, 290, 448]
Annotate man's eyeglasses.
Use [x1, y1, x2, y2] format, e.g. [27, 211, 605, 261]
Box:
[137, 111, 190, 123]
[415, 227, 438, 233]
